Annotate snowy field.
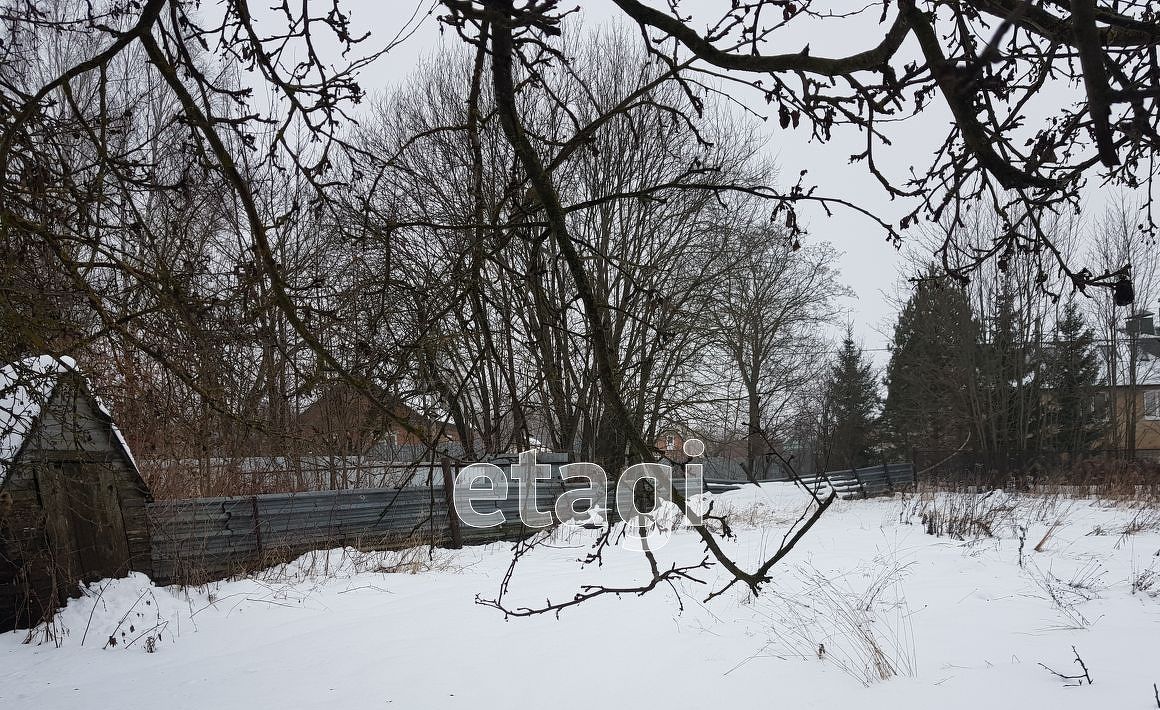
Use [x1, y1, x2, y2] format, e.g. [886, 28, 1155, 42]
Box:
[3, 483, 1159, 710]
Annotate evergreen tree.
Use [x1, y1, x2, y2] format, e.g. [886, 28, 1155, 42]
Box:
[883, 272, 977, 455]
[974, 283, 1043, 460]
[1042, 298, 1105, 453]
[819, 329, 880, 470]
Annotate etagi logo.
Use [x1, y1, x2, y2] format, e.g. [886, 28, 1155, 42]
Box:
[452, 439, 708, 550]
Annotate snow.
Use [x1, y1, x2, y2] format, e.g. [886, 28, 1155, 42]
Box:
[2, 483, 1159, 710]
[0, 355, 76, 485]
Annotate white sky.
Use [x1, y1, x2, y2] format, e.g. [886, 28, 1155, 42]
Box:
[329, 1, 1139, 365]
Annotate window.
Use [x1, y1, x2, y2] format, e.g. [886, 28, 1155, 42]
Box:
[1145, 390, 1160, 421]
[665, 434, 676, 451]
[1092, 392, 1109, 418]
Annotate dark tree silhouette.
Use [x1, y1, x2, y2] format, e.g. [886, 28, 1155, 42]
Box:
[884, 271, 978, 453]
[1043, 298, 1106, 453]
[4, 0, 1159, 612]
[818, 330, 880, 471]
[598, 0, 1159, 295]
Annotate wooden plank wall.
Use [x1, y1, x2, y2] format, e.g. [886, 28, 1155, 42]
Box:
[0, 375, 152, 631]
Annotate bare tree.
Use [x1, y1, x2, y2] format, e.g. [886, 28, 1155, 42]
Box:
[7, 0, 1159, 613]
[706, 226, 849, 479]
[590, 0, 1160, 296]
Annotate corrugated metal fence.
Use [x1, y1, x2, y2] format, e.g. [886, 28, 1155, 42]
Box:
[145, 459, 910, 585]
[148, 482, 553, 584]
[147, 456, 568, 584]
[797, 463, 917, 500]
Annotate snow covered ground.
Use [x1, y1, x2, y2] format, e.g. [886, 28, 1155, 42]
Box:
[3, 483, 1159, 710]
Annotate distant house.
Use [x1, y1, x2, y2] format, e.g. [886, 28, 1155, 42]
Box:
[293, 383, 469, 460]
[0, 356, 152, 631]
[654, 427, 687, 455]
[1098, 309, 1160, 456]
[653, 425, 789, 481]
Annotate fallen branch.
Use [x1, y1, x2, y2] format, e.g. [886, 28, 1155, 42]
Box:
[1038, 646, 1093, 686]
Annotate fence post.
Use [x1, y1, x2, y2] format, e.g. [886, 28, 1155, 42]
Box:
[250, 495, 264, 561]
[854, 467, 867, 499]
[441, 457, 462, 549]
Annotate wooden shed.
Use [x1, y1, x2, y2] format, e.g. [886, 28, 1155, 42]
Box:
[0, 356, 152, 631]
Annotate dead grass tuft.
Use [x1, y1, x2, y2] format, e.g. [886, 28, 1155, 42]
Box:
[754, 557, 916, 686]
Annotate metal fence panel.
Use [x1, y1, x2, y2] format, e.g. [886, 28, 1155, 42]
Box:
[147, 463, 916, 583]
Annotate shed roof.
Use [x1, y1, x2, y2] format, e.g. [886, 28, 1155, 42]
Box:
[0, 355, 137, 485]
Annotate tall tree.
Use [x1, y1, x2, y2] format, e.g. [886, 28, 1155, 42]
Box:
[1043, 299, 1105, 454]
[589, 0, 1152, 295]
[883, 272, 977, 455]
[818, 330, 879, 471]
[973, 281, 1045, 463]
[7, 0, 1157, 613]
[707, 230, 849, 480]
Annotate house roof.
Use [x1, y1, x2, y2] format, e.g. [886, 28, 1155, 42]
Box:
[0, 355, 138, 486]
[293, 383, 466, 448]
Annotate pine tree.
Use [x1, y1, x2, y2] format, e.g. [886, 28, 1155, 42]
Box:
[819, 330, 880, 470]
[974, 283, 1043, 460]
[1042, 298, 1105, 453]
[883, 272, 977, 455]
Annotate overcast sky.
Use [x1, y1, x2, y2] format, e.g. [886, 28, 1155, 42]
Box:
[328, 1, 1133, 364]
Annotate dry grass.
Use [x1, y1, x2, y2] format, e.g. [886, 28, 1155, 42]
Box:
[905, 489, 1018, 540]
[919, 458, 1160, 511]
[1026, 563, 1098, 629]
[253, 545, 463, 584]
[1130, 559, 1159, 599]
[904, 482, 1160, 546]
[714, 498, 805, 529]
[752, 557, 916, 686]
[1034, 517, 1067, 552]
[1117, 508, 1160, 538]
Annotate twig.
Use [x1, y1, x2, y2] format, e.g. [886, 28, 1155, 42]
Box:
[102, 589, 152, 649]
[80, 581, 111, 647]
[124, 620, 169, 649]
[1038, 646, 1093, 686]
[915, 433, 972, 477]
[1072, 646, 1092, 685]
[1034, 519, 1063, 552]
